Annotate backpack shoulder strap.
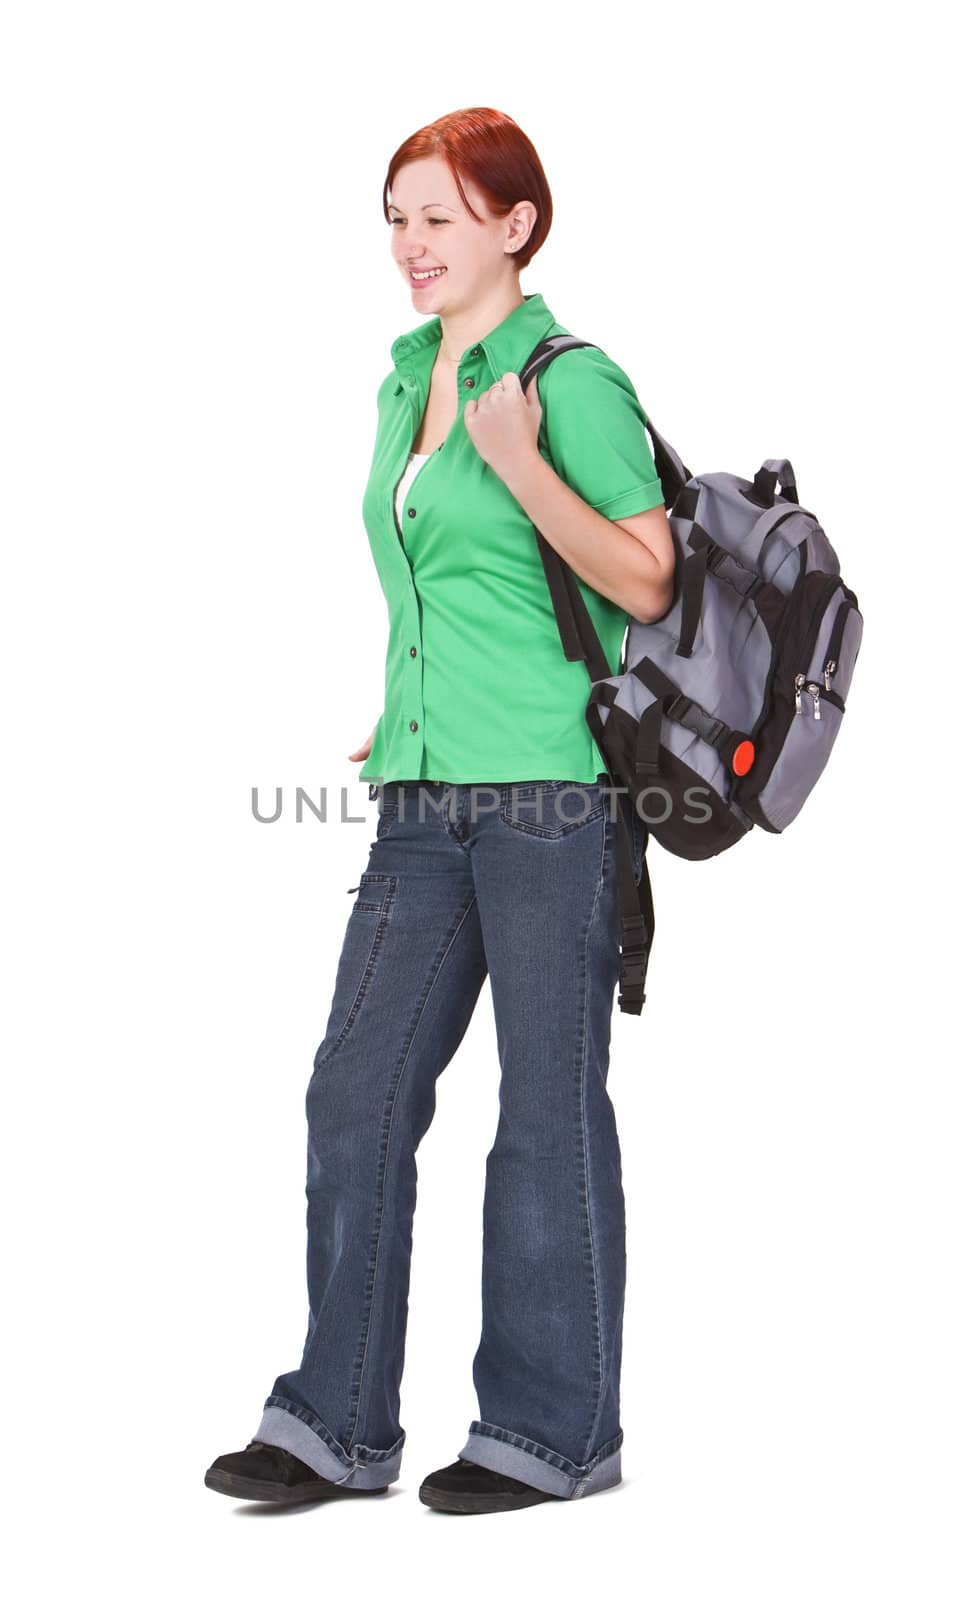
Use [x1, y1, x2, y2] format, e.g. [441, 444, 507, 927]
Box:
[615, 793, 654, 1015]
[517, 337, 661, 1017]
[518, 337, 612, 681]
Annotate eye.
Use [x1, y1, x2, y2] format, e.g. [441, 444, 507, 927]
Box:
[388, 217, 449, 225]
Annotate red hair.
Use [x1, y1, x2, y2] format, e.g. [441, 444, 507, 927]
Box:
[382, 107, 553, 272]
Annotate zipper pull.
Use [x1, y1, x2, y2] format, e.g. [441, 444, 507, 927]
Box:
[824, 658, 836, 691]
[794, 672, 806, 714]
[807, 683, 821, 720]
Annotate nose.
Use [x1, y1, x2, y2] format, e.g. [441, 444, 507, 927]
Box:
[399, 227, 432, 259]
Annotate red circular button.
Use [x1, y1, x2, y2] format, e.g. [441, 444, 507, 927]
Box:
[732, 739, 755, 776]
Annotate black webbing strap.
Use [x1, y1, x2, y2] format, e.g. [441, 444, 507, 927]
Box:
[631, 656, 748, 770]
[515, 333, 686, 1019]
[517, 335, 613, 683]
[675, 521, 764, 659]
[694, 528, 763, 601]
[750, 460, 800, 509]
[676, 544, 707, 658]
[517, 333, 691, 682]
[534, 528, 613, 682]
[614, 789, 655, 1015]
[634, 693, 663, 773]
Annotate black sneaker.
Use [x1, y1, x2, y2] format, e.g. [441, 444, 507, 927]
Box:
[204, 1440, 391, 1504]
[419, 1458, 561, 1514]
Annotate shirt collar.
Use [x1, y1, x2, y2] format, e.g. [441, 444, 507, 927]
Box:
[390, 292, 558, 394]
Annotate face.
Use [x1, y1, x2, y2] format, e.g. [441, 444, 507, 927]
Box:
[387, 154, 535, 310]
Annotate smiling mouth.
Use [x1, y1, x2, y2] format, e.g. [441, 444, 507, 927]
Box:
[409, 266, 447, 282]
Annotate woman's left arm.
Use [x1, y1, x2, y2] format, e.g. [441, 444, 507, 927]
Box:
[464, 366, 676, 625]
[497, 450, 675, 624]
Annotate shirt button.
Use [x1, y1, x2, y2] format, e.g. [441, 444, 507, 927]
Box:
[463, 377, 475, 388]
[409, 646, 417, 657]
[407, 507, 416, 517]
[409, 720, 418, 732]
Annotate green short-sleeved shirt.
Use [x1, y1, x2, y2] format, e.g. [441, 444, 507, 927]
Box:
[358, 291, 665, 785]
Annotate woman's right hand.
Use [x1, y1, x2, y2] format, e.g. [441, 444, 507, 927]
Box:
[348, 719, 380, 763]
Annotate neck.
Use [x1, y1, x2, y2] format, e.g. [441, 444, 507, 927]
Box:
[438, 278, 525, 363]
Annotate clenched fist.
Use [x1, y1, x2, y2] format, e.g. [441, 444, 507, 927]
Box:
[462, 369, 541, 482]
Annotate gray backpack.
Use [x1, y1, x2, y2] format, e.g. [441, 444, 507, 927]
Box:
[521, 335, 864, 1013]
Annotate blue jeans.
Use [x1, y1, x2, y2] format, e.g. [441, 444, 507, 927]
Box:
[253, 776, 648, 1499]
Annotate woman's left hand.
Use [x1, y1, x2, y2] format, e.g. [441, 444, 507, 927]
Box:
[463, 370, 541, 482]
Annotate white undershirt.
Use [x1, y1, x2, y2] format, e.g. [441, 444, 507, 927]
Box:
[394, 450, 432, 535]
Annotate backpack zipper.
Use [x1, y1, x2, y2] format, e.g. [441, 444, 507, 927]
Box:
[794, 673, 845, 718]
[732, 558, 843, 806]
[785, 574, 844, 715]
[820, 596, 852, 690]
[747, 545, 807, 749]
[750, 564, 839, 741]
[793, 582, 854, 717]
[801, 574, 845, 669]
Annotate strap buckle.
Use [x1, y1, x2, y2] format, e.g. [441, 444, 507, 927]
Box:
[620, 950, 648, 984]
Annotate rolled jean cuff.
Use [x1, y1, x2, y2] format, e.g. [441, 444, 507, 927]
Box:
[253, 1397, 404, 1490]
[458, 1420, 623, 1500]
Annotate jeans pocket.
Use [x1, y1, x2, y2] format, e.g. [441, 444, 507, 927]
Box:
[500, 779, 605, 839]
[376, 804, 399, 840]
[375, 782, 403, 840]
[313, 872, 397, 1070]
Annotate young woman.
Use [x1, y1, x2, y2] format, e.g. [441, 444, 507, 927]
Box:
[206, 107, 674, 1516]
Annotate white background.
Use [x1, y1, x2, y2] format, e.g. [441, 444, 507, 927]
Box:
[2, 2, 952, 1595]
